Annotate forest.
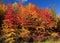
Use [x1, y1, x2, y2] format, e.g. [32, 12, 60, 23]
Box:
[0, 3, 60, 43]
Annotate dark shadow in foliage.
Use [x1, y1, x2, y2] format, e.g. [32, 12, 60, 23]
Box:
[28, 37, 34, 43]
[57, 18, 60, 32]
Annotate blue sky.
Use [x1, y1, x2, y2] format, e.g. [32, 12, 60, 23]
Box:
[2, 0, 60, 16]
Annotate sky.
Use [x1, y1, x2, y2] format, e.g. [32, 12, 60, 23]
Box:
[1, 0, 60, 16]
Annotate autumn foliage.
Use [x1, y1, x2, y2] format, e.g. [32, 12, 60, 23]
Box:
[0, 3, 60, 43]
